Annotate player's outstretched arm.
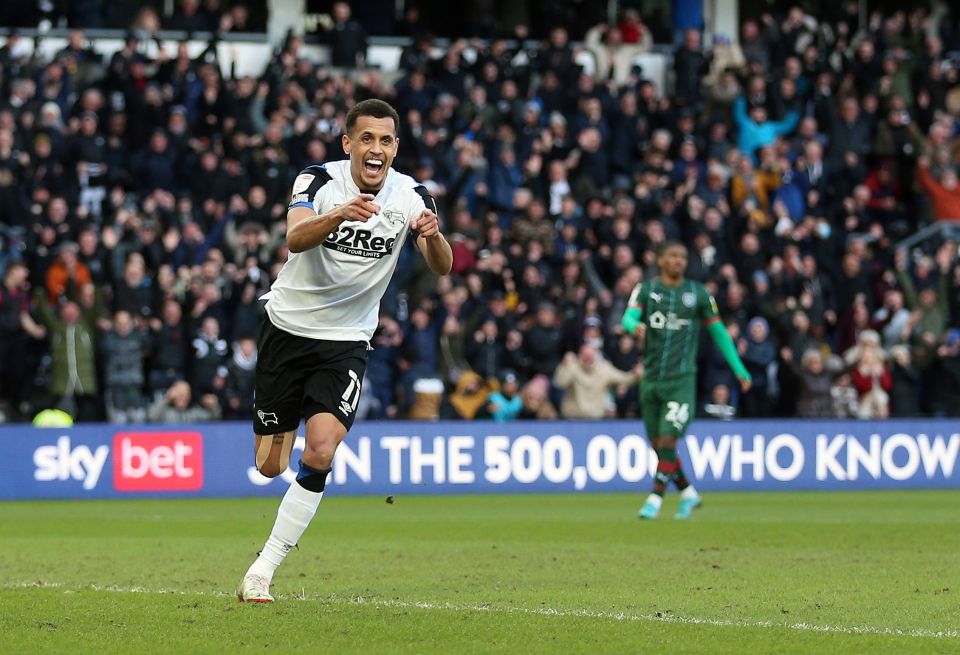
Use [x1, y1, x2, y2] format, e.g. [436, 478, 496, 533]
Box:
[412, 208, 452, 275]
[621, 282, 644, 335]
[705, 318, 752, 391]
[286, 194, 381, 253]
[621, 306, 642, 335]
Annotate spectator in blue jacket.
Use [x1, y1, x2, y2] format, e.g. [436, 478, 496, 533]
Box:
[488, 147, 522, 212]
[487, 371, 523, 421]
[733, 96, 799, 162]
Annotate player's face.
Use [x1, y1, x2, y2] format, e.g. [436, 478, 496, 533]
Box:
[658, 245, 688, 279]
[343, 115, 398, 193]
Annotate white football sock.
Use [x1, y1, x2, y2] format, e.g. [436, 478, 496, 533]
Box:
[681, 485, 699, 500]
[247, 482, 323, 583]
[645, 493, 663, 509]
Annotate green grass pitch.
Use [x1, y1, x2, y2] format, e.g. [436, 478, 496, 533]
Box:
[1, 491, 958, 654]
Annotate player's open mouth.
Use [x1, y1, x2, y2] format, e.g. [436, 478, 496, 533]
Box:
[364, 159, 384, 176]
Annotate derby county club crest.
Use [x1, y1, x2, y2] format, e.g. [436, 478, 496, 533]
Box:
[382, 209, 405, 227]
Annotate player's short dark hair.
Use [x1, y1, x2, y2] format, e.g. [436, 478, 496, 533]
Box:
[657, 240, 686, 258]
[345, 99, 400, 136]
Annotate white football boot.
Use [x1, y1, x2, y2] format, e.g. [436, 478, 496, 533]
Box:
[236, 573, 274, 603]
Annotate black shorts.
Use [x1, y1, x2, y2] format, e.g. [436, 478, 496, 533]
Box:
[252, 316, 369, 435]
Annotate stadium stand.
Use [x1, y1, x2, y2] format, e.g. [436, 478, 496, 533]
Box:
[1, 2, 960, 424]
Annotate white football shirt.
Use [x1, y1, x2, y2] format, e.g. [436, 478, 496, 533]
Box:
[262, 159, 435, 342]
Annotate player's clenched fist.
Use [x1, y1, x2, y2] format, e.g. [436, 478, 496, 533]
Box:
[411, 209, 440, 238]
[338, 193, 381, 222]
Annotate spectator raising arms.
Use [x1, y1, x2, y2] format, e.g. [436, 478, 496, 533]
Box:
[781, 347, 843, 419]
[917, 155, 960, 221]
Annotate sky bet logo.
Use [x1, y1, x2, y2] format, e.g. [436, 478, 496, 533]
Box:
[113, 432, 203, 491]
[32, 433, 203, 492]
[33, 436, 109, 490]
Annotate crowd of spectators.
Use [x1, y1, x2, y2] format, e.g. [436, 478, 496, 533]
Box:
[2, 2, 960, 425]
[0, 0, 261, 34]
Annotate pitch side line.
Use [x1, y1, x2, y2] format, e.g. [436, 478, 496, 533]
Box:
[9, 581, 958, 640]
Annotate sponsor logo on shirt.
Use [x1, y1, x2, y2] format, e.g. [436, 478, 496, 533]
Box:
[649, 311, 692, 331]
[323, 226, 398, 259]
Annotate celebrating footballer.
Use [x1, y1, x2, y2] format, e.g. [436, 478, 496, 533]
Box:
[237, 99, 451, 602]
